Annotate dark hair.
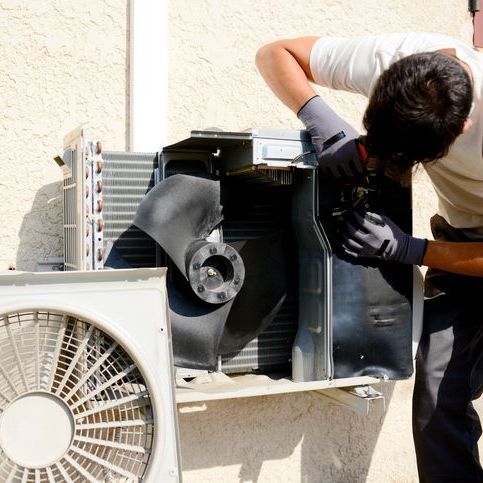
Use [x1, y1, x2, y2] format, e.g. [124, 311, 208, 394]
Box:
[363, 52, 472, 174]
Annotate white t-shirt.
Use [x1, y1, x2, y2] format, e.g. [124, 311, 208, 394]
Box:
[310, 32, 483, 233]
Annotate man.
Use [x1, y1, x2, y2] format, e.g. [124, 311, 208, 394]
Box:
[256, 33, 483, 482]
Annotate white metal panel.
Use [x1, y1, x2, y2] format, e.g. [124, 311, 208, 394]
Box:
[130, 0, 169, 152]
[176, 372, 381, 403]
[0, 268, 181, 482]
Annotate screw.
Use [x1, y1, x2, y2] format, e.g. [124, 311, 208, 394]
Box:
[218, 292, 226, 301]
[209, 247, 217, 255]
[193, 263, 200, 270]
[197, 285, 205, 293]
[229, 254, 237, 261]
[234, 277, 240, 285]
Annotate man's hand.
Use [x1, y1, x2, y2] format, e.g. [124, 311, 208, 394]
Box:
[297, 95, 364, 177]
[342, 211, 428, 265]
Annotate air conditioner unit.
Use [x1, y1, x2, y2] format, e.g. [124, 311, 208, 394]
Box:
[58, 128, 297, 377]
[57, 128, 423, 399]
[0, 268, 181, 482]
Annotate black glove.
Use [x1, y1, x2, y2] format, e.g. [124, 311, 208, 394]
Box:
[342, 211, 428, 265]
[297, 95, 364, 178]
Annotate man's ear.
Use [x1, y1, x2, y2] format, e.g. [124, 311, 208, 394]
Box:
[462, 118, 473, 133]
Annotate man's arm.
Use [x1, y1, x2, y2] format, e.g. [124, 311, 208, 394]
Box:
[343, 211, 483, 277]
[256, 37, 364, 177]
[255, 37, 319, 113]
[423, 241, 483, 277]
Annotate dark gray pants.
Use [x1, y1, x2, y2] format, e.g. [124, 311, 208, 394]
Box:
[413, 215, 483, 482]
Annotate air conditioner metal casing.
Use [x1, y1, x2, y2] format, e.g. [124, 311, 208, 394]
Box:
[59, 127, 422, 385]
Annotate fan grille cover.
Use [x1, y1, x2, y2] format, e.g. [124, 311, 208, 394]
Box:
[0, 309, 155, 482]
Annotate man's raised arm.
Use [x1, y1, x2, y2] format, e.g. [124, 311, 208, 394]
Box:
[255, 37, 318, 113]
[256, 37, 364, 177]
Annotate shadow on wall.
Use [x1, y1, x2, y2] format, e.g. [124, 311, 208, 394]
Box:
[179, 382, 395, 482]
[16, 181, 63, 271]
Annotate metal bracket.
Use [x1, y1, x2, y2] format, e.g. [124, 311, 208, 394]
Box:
[35, 257, 64, 272]
[290, 151, 318, 169]
[312, 385, 385, 415]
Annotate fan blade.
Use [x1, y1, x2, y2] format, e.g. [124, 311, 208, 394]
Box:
[134, 174, 223, 277]
[134, 174, 245, 303]
[168, 274, 234, 370]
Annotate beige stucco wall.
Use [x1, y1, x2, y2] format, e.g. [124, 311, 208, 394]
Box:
[0, 0, 128, 271]
[0, 1, 478, 482]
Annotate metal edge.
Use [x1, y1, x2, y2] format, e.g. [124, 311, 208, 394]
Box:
[175, 374, 382, 403]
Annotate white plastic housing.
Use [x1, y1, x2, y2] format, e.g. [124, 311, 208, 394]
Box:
[0, 268, 181, 482]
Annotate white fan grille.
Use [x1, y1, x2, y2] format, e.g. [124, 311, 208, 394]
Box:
[0, 310, 155, 482]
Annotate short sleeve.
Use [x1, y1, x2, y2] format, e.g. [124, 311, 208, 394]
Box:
[309, 32, 466, 97]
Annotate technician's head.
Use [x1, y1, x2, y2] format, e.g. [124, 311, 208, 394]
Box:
[363, 51, 473, 175]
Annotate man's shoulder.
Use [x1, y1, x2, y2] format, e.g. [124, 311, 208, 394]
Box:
[313, 32, 470, 55]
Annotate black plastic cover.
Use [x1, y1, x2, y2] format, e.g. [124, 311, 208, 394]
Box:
[320, 172, 413, 379]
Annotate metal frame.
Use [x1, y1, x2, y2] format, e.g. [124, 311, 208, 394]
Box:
[176, 371, 382, 407]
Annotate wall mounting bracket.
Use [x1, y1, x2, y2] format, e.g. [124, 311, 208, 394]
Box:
[313, 385, 385, 415]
